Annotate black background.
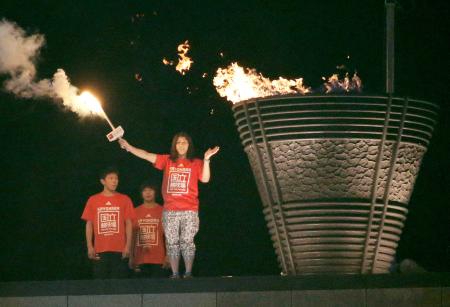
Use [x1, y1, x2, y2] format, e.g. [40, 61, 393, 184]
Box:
[0, 0, 449, 281]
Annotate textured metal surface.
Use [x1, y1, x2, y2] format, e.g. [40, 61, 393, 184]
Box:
[232, 95, 438, 275]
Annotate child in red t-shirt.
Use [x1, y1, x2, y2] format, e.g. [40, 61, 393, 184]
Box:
[81, 167, 136, 279]
[131, 183, 169, 277]
[119, 132, 219, 279]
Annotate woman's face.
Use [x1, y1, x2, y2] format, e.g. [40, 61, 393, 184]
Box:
[175, 136, 189, 157]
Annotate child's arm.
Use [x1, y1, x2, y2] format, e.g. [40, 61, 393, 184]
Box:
[123, 218, 133, 259]
[85, 221, 98, 260]
[128, 225, 137, 269]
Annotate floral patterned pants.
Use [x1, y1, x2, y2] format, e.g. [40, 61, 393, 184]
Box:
[162, 210, 199, 261]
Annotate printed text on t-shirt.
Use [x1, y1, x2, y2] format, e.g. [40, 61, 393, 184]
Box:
[137, 219, 159, 246]
[97, 207, 120, 235]
[167, 166, 191, 194]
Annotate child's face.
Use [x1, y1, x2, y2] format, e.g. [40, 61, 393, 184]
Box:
[141, 187, 155, 202]
[175, 137, 189, 157]
[101, 173, 119, 192]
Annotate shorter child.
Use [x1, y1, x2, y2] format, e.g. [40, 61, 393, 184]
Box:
[130, 183, 169, 277]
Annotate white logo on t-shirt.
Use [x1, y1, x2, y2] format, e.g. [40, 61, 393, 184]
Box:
[138, 222, 158, 246]
[98, 208, 120, 235]
[167, 167, 191, 194]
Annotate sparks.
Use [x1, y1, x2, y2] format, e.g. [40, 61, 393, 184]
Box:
[162, 58, 174, 65]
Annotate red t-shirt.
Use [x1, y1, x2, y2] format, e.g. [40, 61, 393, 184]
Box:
[81, 193, 136, 253]
[153, 154, 204, 211]
[133, 204, 166, 265]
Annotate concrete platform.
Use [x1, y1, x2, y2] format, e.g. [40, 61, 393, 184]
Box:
[1, 273, 449, 307]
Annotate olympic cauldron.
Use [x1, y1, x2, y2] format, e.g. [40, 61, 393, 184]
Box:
[232, 94, 438, 275]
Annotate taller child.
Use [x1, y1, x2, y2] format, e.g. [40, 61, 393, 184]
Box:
[81, 168, 136, 279]
[119, 133, 219, 278]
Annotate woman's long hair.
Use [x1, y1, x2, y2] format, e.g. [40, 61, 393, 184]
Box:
[169, 132, 195, 161]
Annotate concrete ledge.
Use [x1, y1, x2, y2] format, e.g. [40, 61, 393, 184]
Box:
[2, 273, 449, 297]
[1, 274, 450, 307]
[367, 287, 442, 307]
[68, 294, 141, 307]
[0, 296, 67, 307]
[443, 287, 450, 307]
[143, 293, 216, 307]
[292, 289, 366, 307]
[217, 290, 291, 307]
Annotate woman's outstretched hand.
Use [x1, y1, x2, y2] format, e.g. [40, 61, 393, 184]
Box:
[204, 146, 220, 160]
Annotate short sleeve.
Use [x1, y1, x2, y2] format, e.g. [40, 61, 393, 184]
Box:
[154, 154, 169, 171]
[122, 195, 136, 220]
[81, 197, 94, 221]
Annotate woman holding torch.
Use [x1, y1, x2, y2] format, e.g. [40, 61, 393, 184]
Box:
[118, 133, 219, 279]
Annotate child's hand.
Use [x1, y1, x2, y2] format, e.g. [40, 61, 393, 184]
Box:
[87, 246, 100, 260]
[122, 246, 131, 259]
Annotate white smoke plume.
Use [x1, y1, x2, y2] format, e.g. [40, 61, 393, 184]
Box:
[0, 19, 102, 117]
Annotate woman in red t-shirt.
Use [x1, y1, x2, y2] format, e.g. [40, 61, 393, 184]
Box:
[119, 132, 219, 278]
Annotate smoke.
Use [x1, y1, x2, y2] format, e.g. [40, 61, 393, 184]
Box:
[0, 19, 99, 117]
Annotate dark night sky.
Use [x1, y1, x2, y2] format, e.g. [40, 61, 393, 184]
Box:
[0, 0, 449, 281]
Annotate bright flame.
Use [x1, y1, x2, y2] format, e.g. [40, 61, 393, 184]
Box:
[175, 40, 193, 75]
[214, 62, 363, 103]
[213, 62, 311, 104]
[323, 72, 362, 93]
[77, 91, 106, 117]
[162, 41, 193, 75]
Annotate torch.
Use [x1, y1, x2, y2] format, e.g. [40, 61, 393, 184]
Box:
[79, 91, 124, 142]
[104, 113, 124, 142]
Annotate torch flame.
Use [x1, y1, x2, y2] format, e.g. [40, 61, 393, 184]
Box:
[78, 91, 106, 117]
